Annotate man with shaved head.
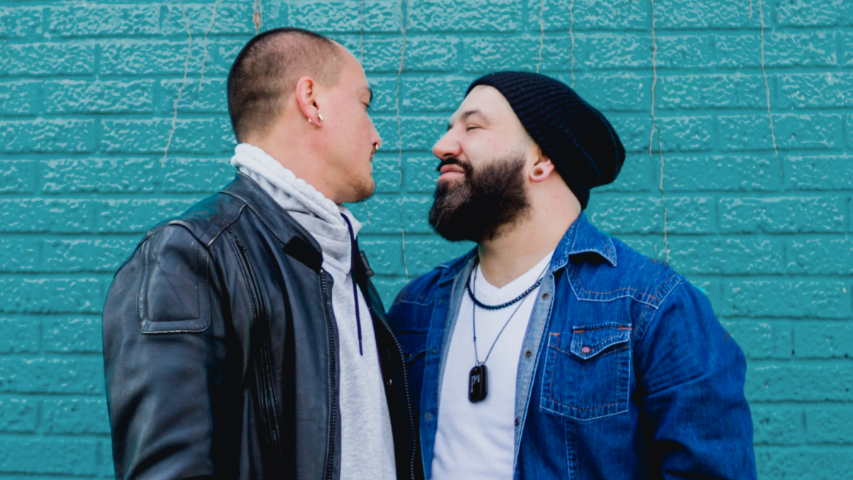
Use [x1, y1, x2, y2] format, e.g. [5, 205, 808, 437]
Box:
[103, 28, 421, 480]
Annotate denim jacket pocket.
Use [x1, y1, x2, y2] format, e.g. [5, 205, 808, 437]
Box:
[540, 322, 631, 421]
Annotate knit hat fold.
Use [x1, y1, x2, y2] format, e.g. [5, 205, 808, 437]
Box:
[466, 72, 625, 210]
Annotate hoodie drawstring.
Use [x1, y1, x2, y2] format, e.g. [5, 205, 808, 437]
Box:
[341, 213, 364, 356]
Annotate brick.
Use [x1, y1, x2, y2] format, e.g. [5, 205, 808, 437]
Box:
[568, 73, 650, 112]
[748, 365, 853, 401]
[43, 318, 102, 353]
[653, 35, 715, 69]
[611, 116, 714, 153]
[405, 156, 439, 193]
[665, 237, 784, 275]
[794, 323, 853, 359]
[716, 32, 837, 68]
[0, 81, 40, 115]
[0, 7, 42, 38]
[778, 73, 853, 109]
[0, 239, 38, 273]
[587, 195, 715, 234]
[595, 154, 651, 192]
[0, 319, 39, 353]
[787, 236, 853, 275]
[372, 155, 402, 193]
[42, 239, 137, 273]
[844, 116, 853, 150]
[44, 80, 153, 114]
[287, 0, 398, 33]
[721, 320, 776, 359]
[366, 76, 398, 113]
[724, 280, 851, 319]
[401, 195, 434, 233]
[528, 0, 647, 31]
[662, 156, 782, 191]
[657, 74, 767, 110]
[0, 199, 91, 233]
[653, 0, 760, 29]
[43, 399, 110, 434]
[0, 399, 37, 433]
[719, 114, 842, 151]
[162, 157, 234, 193]
[360, 237, 404, 275]
[101, 118, 234, 154]
[788, 156, 853, 191]
[0, 119, 95, 153]
[158, 78, 227, 113]
[96, 199, 198, 233]
[841, 34, 853, 65]
[49, 5, 159, 36]
[372, 276, 409, 306]
[0, 278, 102, 314]
[463, 34, 540, 72]
[410, 0, 521, 32]
[757, 449, 853, 480]
[354, 36, 460, 73]
[0, 358, 103, 394]
[41, 158, 157, 194]
[719, 197, 847, 233]
[372, 115, 445, 151]
[406, 237, 474, 276]
[347, 195, 400, 234]
[0, 42, 94, 75]
[100, 39, 242, 75]
[0, 438, 98, 476]
[402, 75, 474, 112]
[751, 407, 804, 445]
[807, 409, 853, 444]
[160, 2, 261, 35]
[777, 0, 853, 27]
[0, 160, 35, 193]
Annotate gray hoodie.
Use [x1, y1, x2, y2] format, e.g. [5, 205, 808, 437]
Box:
[231, 143, 396, 480]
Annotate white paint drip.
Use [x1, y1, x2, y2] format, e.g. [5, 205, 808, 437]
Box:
[162, 0, 193, 166]
[396, 0, 410, 280]
[757, 0, 781, 176]
[253, 0, 262, 34]
[537, 0, 546, 73]
[359, 0, 366, 64]
[649, 0, 669, 263]
[198, 0, 221, 91]
[570, 0, 576, 88]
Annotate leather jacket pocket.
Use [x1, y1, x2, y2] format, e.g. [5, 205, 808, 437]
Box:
[540, 323, 631, 421]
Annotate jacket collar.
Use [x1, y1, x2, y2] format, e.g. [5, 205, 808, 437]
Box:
[437, 212, 617, 284]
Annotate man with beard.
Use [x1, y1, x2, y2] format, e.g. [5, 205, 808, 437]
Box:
[387, 72, 756, 479]
[102, 28, 420, 479]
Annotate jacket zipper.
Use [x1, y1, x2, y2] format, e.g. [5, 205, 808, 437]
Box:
[320, 271, 339, 480]
[232, 234, 285, 476]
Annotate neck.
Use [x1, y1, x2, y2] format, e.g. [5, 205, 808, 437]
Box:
[477, 195, 580, 288]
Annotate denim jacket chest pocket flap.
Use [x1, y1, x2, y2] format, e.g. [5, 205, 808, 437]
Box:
[540, 322, 632, 421]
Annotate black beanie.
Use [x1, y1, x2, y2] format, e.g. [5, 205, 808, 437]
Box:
[466, 72, 625, 210]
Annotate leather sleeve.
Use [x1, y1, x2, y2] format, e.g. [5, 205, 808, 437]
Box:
[634, 281, 757, 480]
[103, 224, 224, 480]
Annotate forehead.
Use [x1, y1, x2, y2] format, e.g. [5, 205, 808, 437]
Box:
[452, 85, 518, 124]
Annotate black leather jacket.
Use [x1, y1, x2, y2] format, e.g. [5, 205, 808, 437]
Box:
[102, 173, 422, 480]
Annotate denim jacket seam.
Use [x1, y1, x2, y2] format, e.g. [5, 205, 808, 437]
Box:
[634, 277, 687, 350]
[567, 263, 662, 307]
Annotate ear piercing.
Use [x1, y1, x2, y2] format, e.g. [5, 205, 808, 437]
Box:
[317, 113, 324, 122]
[308, 118, 314, 125]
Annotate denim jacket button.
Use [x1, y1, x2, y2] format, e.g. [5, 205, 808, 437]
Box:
[430, 347, 438, 354]
[514, 418, 520, 426]
[581, 346, 591, 354]
[525, 350, 533, 358]
[541, 292, 549, 299]
[425, 412, 433, 420]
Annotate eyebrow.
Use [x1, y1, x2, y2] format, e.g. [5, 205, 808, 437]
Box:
[447, 109, 486, 131]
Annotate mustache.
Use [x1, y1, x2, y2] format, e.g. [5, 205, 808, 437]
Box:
[436, 158, 473, 175]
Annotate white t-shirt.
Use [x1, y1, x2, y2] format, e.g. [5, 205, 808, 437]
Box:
[431, 252, 554, 480]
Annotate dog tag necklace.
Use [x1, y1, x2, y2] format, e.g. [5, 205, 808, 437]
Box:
[466, 261, 548, 403]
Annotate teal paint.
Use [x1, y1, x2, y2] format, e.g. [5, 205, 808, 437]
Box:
[0, 0, 851, 477]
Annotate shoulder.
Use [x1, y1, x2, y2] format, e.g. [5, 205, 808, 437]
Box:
[149, 189, 247, 248]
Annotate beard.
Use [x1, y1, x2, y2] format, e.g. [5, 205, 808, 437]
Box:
[428, 153, 530, 243]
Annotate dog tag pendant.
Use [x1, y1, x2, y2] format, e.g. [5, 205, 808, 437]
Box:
[468, 364, 488, 403]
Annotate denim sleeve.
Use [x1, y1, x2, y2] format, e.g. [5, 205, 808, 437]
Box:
[633, 281, 757, 480]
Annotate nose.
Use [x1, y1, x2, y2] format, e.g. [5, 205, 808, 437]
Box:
[369, 118, 381, 153]
[432, 129, 462, 161]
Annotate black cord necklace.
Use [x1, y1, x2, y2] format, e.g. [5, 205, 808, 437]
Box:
[467, 260, 549, 403]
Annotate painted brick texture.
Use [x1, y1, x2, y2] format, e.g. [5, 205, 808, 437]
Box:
[0, 0, 850, 478]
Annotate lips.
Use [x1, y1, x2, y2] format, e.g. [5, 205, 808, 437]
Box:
[439, 164, 465, 175]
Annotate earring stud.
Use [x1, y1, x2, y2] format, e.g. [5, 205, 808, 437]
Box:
[308, 118, 314, 125]
[317, 113, 324, 122]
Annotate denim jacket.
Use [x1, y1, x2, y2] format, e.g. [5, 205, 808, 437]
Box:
[387, 213, 756, 479]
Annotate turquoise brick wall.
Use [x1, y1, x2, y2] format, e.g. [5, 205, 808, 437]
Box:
[0, 0, 851, 477]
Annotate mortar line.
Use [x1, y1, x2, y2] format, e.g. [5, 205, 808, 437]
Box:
[649, 0, 669, 263]
[570, 0, 575, 88]
[758, 0, 781, 177]
[395, 0, 410, 280]
[198, 0, 221, 91]
[536, 0, 546, 73]
[161, 0, 192, 166]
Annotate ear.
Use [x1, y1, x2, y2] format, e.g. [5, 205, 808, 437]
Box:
[529, 153, 556, 183]
[295, 76, 323, 127]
